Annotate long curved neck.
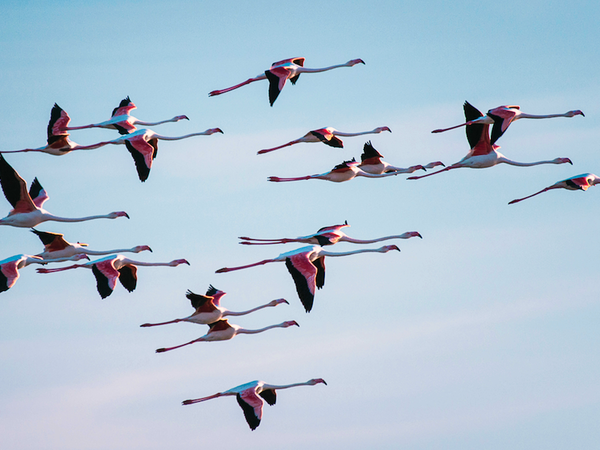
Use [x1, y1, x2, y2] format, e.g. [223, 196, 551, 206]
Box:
[298, 63, 351, 74]
[225, 302, 278, 317]
[499, 157, 562, 167]
[134, 118, 177, 126]
[236, 322, 287, 335]
[517, 112, 573, 120]
[340, 234, 412, 244]
[151, 131, 211, 141]
[333, 129, 380, 137]
[82, 247, 142, 256]
[44, 213, 115, 223]
[72, 140, 116, 150]
[262, 381, 314, 391]
[318, 247, 387, 257]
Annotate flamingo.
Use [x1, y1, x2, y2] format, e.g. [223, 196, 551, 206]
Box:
[257, 126, 391, 154]
[30, 229, 152, 259]
[432, 102, 584, 144]
[408, 101, 572, 181]
[268, 158, 407, 183]
[72, 127, 223, 182]
[0, 253, 89, 293]
[509, 173, 600, 204]
[60, 96, 189, 135]
[216, 244, 400, 312]
[0, 154, 128, 228]
[155, 318, 299, 353]
[209, 57, 364, 106]
[0, 104, 114, 156]
[36, 255, 190, 298]
[181, 378, 327, 430]
[357, 141, 444, 174]
[140, 285, 289, 327]
[239, 221, 422, 246]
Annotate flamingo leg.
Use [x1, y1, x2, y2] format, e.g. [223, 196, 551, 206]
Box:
[216, 259, 275, 273]
[209, 75, 267, 97]
[508, 187, 552, 204]
[156, 337, 205, 353]
[140, 319, 183, 327]
[257, 140, 300, 155]
[407, 165, 460, 180]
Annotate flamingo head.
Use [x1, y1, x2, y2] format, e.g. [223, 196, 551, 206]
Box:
[376, 126, 392, 133]
[567, 110, 584, 117]
[110, 211, 130, 219]
[134, 245, 152, 253]
[207, 128, 223, 134]
[381, 245, 400, 252]
[174, 115, 189, 121]
[308, 378, 327, 386]
[170, 259, 190, 266]
[270, 298, 289, 306]
[404, 231, 422, 239]
[423, 161, 445, 169]
[283, 320, 299, 327]
[555, 158, 573, 165]
[347, 59, 365, 66]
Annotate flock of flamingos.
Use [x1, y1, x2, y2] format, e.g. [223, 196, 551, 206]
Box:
[0, 56, 592, 430]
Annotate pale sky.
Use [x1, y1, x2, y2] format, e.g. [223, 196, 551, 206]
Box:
[1, 1, 599, 449]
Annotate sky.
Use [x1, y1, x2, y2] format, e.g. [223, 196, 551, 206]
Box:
[1, 0, 599, 449]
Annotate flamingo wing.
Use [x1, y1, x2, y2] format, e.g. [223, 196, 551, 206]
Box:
[0, 260, 20, 292]
[313, 256, 326, 289]
[205, 285, 223, 306]
[463, 101, 486, 149]
[237, 388, 264, 430]
[112, 96, 136, 117]
[185, 290, 216, 312]
[487, 106, 518, 145]
[117, 264, 137, 292]
[360, 141, 384, 162]
[29, 178, 49, 208]
[91, 259, 120, 299]
[124, 134, 156, 182]
[310, 129, 344, 148]
[207, 319, 233, 332]
[265, 67, 289, 106]
[0, 155, 36, 214]
[113, 121, 136, 135]
[258, 388, 277, 406]
[285, 252, 317, 312]
[30, 229, 70, 252]
[48, 103, 70, 138]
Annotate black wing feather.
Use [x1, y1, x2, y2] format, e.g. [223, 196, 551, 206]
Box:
[463, 101, 485, 149]
[313, 256, 326, 289]
[112, 96, 131, 117]
[285, 258, 314, 313]
[487, 112, 504, 145]
[259, 389, 277, 406]
[236, 394, 261, 430]
[124, 140, 151, 182]
[29, 178, 44, 202]
[265, 70, 282, 106]
[0, 154, 27, 209]
[117, 265, 137, 292]
[185, 290, 211, 309]
[360, 141, 383, 161]
[91, 264, 114, 299]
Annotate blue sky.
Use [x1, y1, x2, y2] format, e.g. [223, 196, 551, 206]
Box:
[1, 1, 599, 449]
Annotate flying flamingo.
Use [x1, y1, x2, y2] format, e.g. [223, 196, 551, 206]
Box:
[30, 229, 152, 259]
[36, 255, 190, 298]
[257, 126, 391, 154]
[60, 96, 189, 135]
[181, 378, 327, 430]
[140, 285, 289, 327]
[0, 253, 89, 293]
[357, 141, 444, 174]
[432, 101, 584, 144]
[239, 221, 422, 246]
[0, 154, 129, 228]
[155, 318, 299, 353]
[216, 244, 400, 312]
[407, 102, 572, 181]
[509, 173, 600, 204]
[0, 104, 113, 156]
[268, 158, 407, 183]
[73, 127, 223, 181]
[209, 57, 365, 106]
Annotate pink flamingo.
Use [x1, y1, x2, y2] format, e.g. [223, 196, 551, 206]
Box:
[509, 173, 600, 204]
[258, 126, 391, 154]
[140, 285, 289, 327]
[73, 127, 223, 181]
[239, 221, 421, 246]
[182, 378, 326, 430]
[30, 229, 152, 259]
[408, 101, 572, 181]
[0, 104, 114, 156]
[0, 154, 128, 228]
[432, 101, 584, 144]
[0, 253, 89, 293]
[209, 57, 364, 106]
[268, 158, 407, 184]
[216, 244, 400, 312]
[37, 255, 190, 298]
[155, 318, 299, 353]
[357, 141, 444, 174]
[60, 96, 189, 135]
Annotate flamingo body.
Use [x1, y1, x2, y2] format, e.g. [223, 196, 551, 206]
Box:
[209, 57, 364, 106]
[0, 155, 128, 228]
[509, 173, 600, 204]
[36, 255, 189, 298]
[181, 378, 326, 430]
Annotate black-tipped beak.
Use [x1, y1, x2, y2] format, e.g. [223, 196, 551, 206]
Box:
[148, 247, 153, 252]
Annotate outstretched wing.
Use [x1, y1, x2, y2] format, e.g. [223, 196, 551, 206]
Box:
[30, 229, 70, 252]
[112, 96, 136, 117]
[265, 68, 289, 106]
[258, 388, 277, 406]
[47, 103, 70, 138]
[124, 135, 155, 182]
[185, 290, 216, 312]
[117, 264, 137, 292]
[360, 141, 383, 162]
[237, 388, 264, 430]
[285, 253, 317, 312]
[29, 178, 49, 208]
[310, 129, 344, 148]
[487, 106, 519, 145]
[91, 260, 120, 299]
[0, 154, 36, 213]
